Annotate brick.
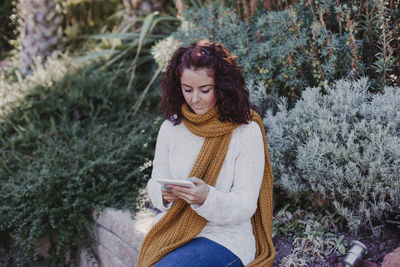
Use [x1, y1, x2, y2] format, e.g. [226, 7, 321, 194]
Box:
[382, 247, 400, 267]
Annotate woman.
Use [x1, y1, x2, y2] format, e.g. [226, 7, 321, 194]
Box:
[138, 39, 275, 267]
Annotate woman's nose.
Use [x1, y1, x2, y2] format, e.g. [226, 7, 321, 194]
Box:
[192, 90, 200, 102]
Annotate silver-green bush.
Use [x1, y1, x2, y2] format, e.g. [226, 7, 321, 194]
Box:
[264, 78, 400, 232]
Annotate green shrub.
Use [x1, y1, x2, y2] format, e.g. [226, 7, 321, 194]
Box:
[0, 53, 71, 117]
[152, 0, 399, 110]
[0, 0, 18, 57]
[0, 58, 162, 265]
[265, 77, 400, 233]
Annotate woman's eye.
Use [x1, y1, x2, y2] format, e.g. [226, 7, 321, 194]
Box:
[202, 87, 214, 93]
[182, 87, 213, 93]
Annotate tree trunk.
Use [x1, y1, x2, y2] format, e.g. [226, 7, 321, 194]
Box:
[18, 0, 62, 75]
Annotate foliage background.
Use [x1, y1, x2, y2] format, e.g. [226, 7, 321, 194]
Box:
[59, 0, 124, 52]
[154, 0, 399, 109]
[0, 54, 163, 265]
[0, 0, 178, 264]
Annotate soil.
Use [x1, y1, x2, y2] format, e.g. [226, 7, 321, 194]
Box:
[273, 227, 400, 267]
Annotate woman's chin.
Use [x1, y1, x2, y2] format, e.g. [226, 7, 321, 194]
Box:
[194, 109, 210, 115]
[190, 106, 205, 114]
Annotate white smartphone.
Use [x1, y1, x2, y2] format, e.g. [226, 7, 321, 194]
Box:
[157, 178, 195, 188]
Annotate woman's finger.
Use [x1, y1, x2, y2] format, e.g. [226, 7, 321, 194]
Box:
[162, 188, 179, 198]
[172, 182, 209, 205]
[188, 177, 204, 186]
[164, 195, 177, 202]
[175, 191, 197, 204]
[168, 184, 196, 196]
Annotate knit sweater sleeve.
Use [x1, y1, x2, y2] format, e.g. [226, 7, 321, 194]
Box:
[191, 122, 265, 225]
[146, 121, 173, 211]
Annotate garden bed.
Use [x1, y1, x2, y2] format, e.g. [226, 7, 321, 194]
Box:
[273, 228, 400, 266]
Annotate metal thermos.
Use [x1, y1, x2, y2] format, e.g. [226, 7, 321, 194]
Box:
[343, 240, 367, 267]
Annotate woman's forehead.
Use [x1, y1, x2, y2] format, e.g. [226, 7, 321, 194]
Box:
[180, 68, 215, 84]
[180, 66, 214, 78]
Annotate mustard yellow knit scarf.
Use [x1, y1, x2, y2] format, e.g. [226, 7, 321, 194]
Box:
[138, 103, 275, 267]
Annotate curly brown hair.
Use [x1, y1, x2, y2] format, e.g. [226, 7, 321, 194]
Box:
[160, 39, 252, 125]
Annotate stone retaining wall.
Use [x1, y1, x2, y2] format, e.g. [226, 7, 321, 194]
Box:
[79, 208, 156, 267]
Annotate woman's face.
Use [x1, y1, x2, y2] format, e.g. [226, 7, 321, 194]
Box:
[180, 67, 217, 115]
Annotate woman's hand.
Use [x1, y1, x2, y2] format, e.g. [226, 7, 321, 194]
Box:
[168, 177, 210, 205]
[161, 187, 179, 206]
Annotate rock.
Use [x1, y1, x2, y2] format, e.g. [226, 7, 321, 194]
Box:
[359, 260, 378, 267]
[382, 247, 400, 267]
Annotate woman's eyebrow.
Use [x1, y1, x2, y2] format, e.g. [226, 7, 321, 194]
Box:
[181, 83, 215, 88]
[199, 84, 214, 88]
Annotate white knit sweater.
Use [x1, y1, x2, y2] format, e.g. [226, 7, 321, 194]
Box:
[146, 119, 265, 265]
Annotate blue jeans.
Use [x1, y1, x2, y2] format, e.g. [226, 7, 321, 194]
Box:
[154, 237, 244, 267]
